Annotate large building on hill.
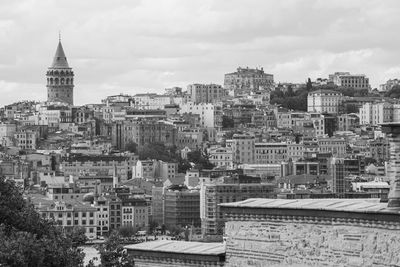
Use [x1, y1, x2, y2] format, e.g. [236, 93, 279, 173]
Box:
[329, 72, 370, 90]
[46, 38, 74, 105]
[224, 67, 273, 96]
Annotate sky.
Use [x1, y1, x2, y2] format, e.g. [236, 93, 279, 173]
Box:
[1, 0, 400, 106]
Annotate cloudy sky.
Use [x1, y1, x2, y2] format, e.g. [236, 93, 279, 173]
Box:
[1, 0, 400, 106]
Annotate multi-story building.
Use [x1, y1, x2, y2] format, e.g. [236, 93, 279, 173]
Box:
[106, 194, 122, 231]
[0, 123, 17, 146]
[37, 201, 97, 239]
[226, 134, 255, 165]
[307, 90, 343, 114]
[329, 157, 346, 194]
[121, 197, 148, 230]
[317, 137, 346, 157]
[208, 147, 234, 169]
[93, 196, 109, 236]
[14, 129, 38, 150]
[131, 93, 173, 110]
[369, 138, 390, 162]
[180, 102, 223, 130]
[112, 119, 177, 150]
[329, 72, 370, 90]
[337, 113, 360, 131]
[163, 185, 200, 228]
[187, 84, 226, 104]
[61, 155, 136, 182]
[359, 102, 393, 125]
[224, 67, 274, 96]
[287, 143, 305, 161]
[255, 142, 288, 164]
[199, 175, 275, 239]
[177, 129, 204, 150]
[133, 160, 178, 182]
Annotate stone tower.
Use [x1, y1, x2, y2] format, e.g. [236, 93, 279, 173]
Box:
[46, 37, 74, 105]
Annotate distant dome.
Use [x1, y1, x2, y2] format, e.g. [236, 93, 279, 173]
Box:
[82, 192, 95, 202]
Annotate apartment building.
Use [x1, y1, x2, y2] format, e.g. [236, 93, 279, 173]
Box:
[121, 198, 148, 230]
[187, 83, 226, 104]
[255, 142, 288, 164]
[307, 90, 343, 114]
[61, 155, 136, 181]
[199, 175, 275, 239]
[317, 137, 347, 157]
[37, 201, 98, 239]
[163, 185, 200, 228]
[226, 134, 255, 165]
[208, 147, 234, 170]
[180, 102, 223, 130]
[93, 196, 109, 236]
[359, 102, 393, 125]
[112, 119, 177, 150]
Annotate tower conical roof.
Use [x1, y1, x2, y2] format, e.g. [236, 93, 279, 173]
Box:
[51, 41, 70, 68]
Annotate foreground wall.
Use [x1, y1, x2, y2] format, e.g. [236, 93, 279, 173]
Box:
[225, 217, 400, 266]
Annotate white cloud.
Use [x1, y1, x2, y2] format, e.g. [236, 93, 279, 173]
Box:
[1, 0, 400, 105]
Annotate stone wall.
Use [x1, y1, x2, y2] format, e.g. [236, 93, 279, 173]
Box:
[225, 219, 400, 266]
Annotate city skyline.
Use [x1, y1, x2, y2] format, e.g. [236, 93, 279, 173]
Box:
[2, 0, 400, 106]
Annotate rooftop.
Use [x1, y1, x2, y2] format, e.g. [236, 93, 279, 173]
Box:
[220, 198, 400, 215]
[124, 240, 225, 256]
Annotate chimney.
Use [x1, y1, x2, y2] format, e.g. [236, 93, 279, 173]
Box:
[381, 123, 400, 207]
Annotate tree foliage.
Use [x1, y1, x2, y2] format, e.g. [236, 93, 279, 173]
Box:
[385, 85, 400, 98]
[0, 176, 85, 266]
[118, 226, 137, 238]
[97, 231, 134, 267]
[187, 150, 214, 170]
[138, 143, 178, 162]
[124, 142, 138, 153]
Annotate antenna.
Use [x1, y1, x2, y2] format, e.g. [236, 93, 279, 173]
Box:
[59, 31, 61, 42]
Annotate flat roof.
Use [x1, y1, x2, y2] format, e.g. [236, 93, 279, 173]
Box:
[220, 198, 400, 215]
[124, 240, 225, 256]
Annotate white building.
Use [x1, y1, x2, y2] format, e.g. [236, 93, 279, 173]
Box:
[307, 90, 343, 114]
[359, 102, 393, 126]
[180, 102, 223, 130]
[329, 72, 370, 90]
[208, 147, 234, 169]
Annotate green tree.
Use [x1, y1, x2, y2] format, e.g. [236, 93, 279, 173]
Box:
[0, 176, 85, 266]
[97, 231, 134, 267]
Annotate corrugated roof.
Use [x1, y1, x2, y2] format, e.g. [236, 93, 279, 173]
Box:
[125, 240, 225, 255]
[220, 198, 400, 215]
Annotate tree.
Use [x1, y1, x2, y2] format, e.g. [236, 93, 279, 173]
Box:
[385, 85, 400, 98]
[222, 116, 235, 128]
[0, 176, 85, 266]
[138, 143, 178, 162]
[66, 226, 89, 248]
[187, 150, 214, 170]
[97, 231, 134, 267]
[124, 142, 137, 153]
[118, 226, 137, 238]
